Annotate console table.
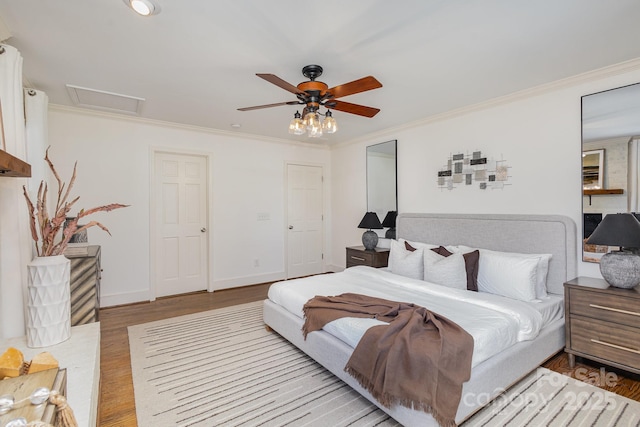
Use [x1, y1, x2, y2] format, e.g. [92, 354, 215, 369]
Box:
[66, 246, 101, 326]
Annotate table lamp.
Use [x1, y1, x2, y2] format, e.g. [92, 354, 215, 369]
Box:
[358, 212, 383, 251]
[586, 212, 640, 288]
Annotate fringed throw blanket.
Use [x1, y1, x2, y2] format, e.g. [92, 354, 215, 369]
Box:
[302, 293, 474, 427]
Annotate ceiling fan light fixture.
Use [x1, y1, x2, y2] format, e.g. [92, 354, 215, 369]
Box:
[304, 111, 323, 137]
[288, 111, 305, 135]
[124, 0, 160, 16]
[322, 110, 337, 134]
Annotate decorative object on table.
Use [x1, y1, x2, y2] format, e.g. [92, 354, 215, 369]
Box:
[0, 365, 75, 427]
[437, 150, 511, 190]
[22, 147, 129, 347]
[586, 212, 640, 288]
[358, 212, 383, 251]
[381, 210, 397, 239]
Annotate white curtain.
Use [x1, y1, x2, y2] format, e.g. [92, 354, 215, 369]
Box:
[628, 137, 640, 213]
[0, 44, 30, 339]
[24, 88, 49, 188]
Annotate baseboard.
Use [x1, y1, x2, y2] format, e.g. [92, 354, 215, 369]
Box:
[325, 264, 344, 273]
[212, 272, 286, 290]
[100, 289, 151, 307]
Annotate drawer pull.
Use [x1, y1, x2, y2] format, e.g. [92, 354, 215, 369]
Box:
[350, 256, 366, 261]
[591, 339, 640, 355]
[589, 304, 640, 317]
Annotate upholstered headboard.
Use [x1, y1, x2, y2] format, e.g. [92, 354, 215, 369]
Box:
[396, 213, 577, 295]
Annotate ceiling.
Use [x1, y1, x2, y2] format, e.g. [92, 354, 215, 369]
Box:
[1, 0, 640, 145]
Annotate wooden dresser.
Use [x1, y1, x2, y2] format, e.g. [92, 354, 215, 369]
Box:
[66, 245, 101, 326]
[564, 276, 640, 374]
[346, 246, 390, 268]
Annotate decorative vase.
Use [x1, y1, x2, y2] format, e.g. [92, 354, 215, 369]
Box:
[26, 255, 71, 347]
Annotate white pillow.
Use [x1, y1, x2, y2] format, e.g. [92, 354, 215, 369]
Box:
[479, 249, 551, 299]
[449, 246, 552, 299]
[389, 239, 424, 280]
[477, 250, 539, 301]
[423, 250, 467, 290]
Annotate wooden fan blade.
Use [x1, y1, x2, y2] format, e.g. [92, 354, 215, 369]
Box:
[257, 74, 306, 95]
[326, 76, 382, 99]
[238, 101, 300, 111]
[327, 100, 380, 118]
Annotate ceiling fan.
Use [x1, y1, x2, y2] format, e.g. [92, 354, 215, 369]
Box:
[238, 65, 382, 136]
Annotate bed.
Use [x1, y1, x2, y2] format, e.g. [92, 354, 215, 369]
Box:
[263, 213, 577, 426]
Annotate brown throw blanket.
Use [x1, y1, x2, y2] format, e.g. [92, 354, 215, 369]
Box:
[302, 293, 474, 427]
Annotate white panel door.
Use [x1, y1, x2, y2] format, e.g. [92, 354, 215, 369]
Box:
[153, 152, 208, 297]
[287, 164, 323, 278]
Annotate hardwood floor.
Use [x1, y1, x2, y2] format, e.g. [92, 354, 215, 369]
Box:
[98, 282, 640, 426]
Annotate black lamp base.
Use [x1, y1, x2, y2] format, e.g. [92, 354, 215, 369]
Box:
[362, 230, 379, 251]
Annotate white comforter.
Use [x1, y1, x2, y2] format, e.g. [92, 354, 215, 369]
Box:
[268, 266, 548, 367]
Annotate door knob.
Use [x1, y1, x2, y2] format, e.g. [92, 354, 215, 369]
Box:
[201, 227, 207, 232]
[288, 225, 293, 230]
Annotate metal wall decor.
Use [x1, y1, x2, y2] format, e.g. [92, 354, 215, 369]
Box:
[437, 151, 511, 190]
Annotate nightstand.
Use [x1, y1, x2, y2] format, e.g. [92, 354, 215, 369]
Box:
[564, 276, 640, 374]
[346, 246, 390, 268]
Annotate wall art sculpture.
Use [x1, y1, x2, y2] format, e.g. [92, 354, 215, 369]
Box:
[437, 151, 511, 190]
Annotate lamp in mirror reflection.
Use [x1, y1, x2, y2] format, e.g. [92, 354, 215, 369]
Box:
[358, 212, 383, 251]
[382, 211, 397, 239]
[586, 212, 640, 288]
[288, 109, 337, 137]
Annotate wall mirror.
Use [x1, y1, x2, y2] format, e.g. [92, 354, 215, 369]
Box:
[581, 81, 640, 262]
[367, 140, 397, 232]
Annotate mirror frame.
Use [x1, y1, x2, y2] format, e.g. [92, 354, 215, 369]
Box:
[366, 140, 398, 224]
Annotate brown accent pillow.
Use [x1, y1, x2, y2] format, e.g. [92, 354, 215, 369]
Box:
[430, 246, 479, 292]
[405, 241, 417, 252]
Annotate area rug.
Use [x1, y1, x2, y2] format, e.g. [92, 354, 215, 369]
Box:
[129, 301, 640, 427]
[462, 367, 640, 426]
[128, 301, 400, 427]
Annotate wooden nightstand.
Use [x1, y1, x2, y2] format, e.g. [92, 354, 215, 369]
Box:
[346, 246, 390, 268]
[564, 276, 640, 374]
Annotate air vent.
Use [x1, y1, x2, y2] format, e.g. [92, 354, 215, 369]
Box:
[66, 85, 144, 115]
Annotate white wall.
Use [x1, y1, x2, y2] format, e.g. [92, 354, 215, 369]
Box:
[47, 108, 331, 307]
[330, 61, 640, 279]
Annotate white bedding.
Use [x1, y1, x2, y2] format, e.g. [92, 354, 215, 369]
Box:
[268, 266, 564, 367]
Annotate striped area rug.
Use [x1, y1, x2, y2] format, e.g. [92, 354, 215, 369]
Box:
[129, 301, 640, 427]
[128, 301, 401, 427]
[463, 367, 640, 426]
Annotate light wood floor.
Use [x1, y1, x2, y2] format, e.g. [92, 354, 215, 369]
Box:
[97, 283, 640, 426]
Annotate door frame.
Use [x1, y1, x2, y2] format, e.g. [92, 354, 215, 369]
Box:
[284, 161, 327, 279]
[149, 147, 214, 301]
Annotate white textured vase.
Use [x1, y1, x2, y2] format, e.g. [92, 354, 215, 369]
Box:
[26, 255, 72, 347]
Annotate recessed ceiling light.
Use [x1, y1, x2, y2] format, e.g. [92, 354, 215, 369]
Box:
[123, 0, 160, 16]
[230, 123, 242, 129]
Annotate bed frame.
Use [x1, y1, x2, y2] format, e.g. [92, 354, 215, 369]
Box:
[263, 213, 577, 426]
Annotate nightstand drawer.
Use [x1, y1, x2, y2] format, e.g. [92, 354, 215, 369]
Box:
[347, 250, 375, 266]
[569, 288, 640, 328]
[571, 317, 640, 370]
[346, 246, 389, 268]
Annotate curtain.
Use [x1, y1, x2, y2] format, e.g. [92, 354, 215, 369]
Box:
[24, 88, 49, 188]
[0, 44, 29, 339]
[628, 137, 640, 213]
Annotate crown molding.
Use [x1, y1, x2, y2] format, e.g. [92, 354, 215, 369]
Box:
[48, 104, 330, 151]
[333, 57, 640, 150]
